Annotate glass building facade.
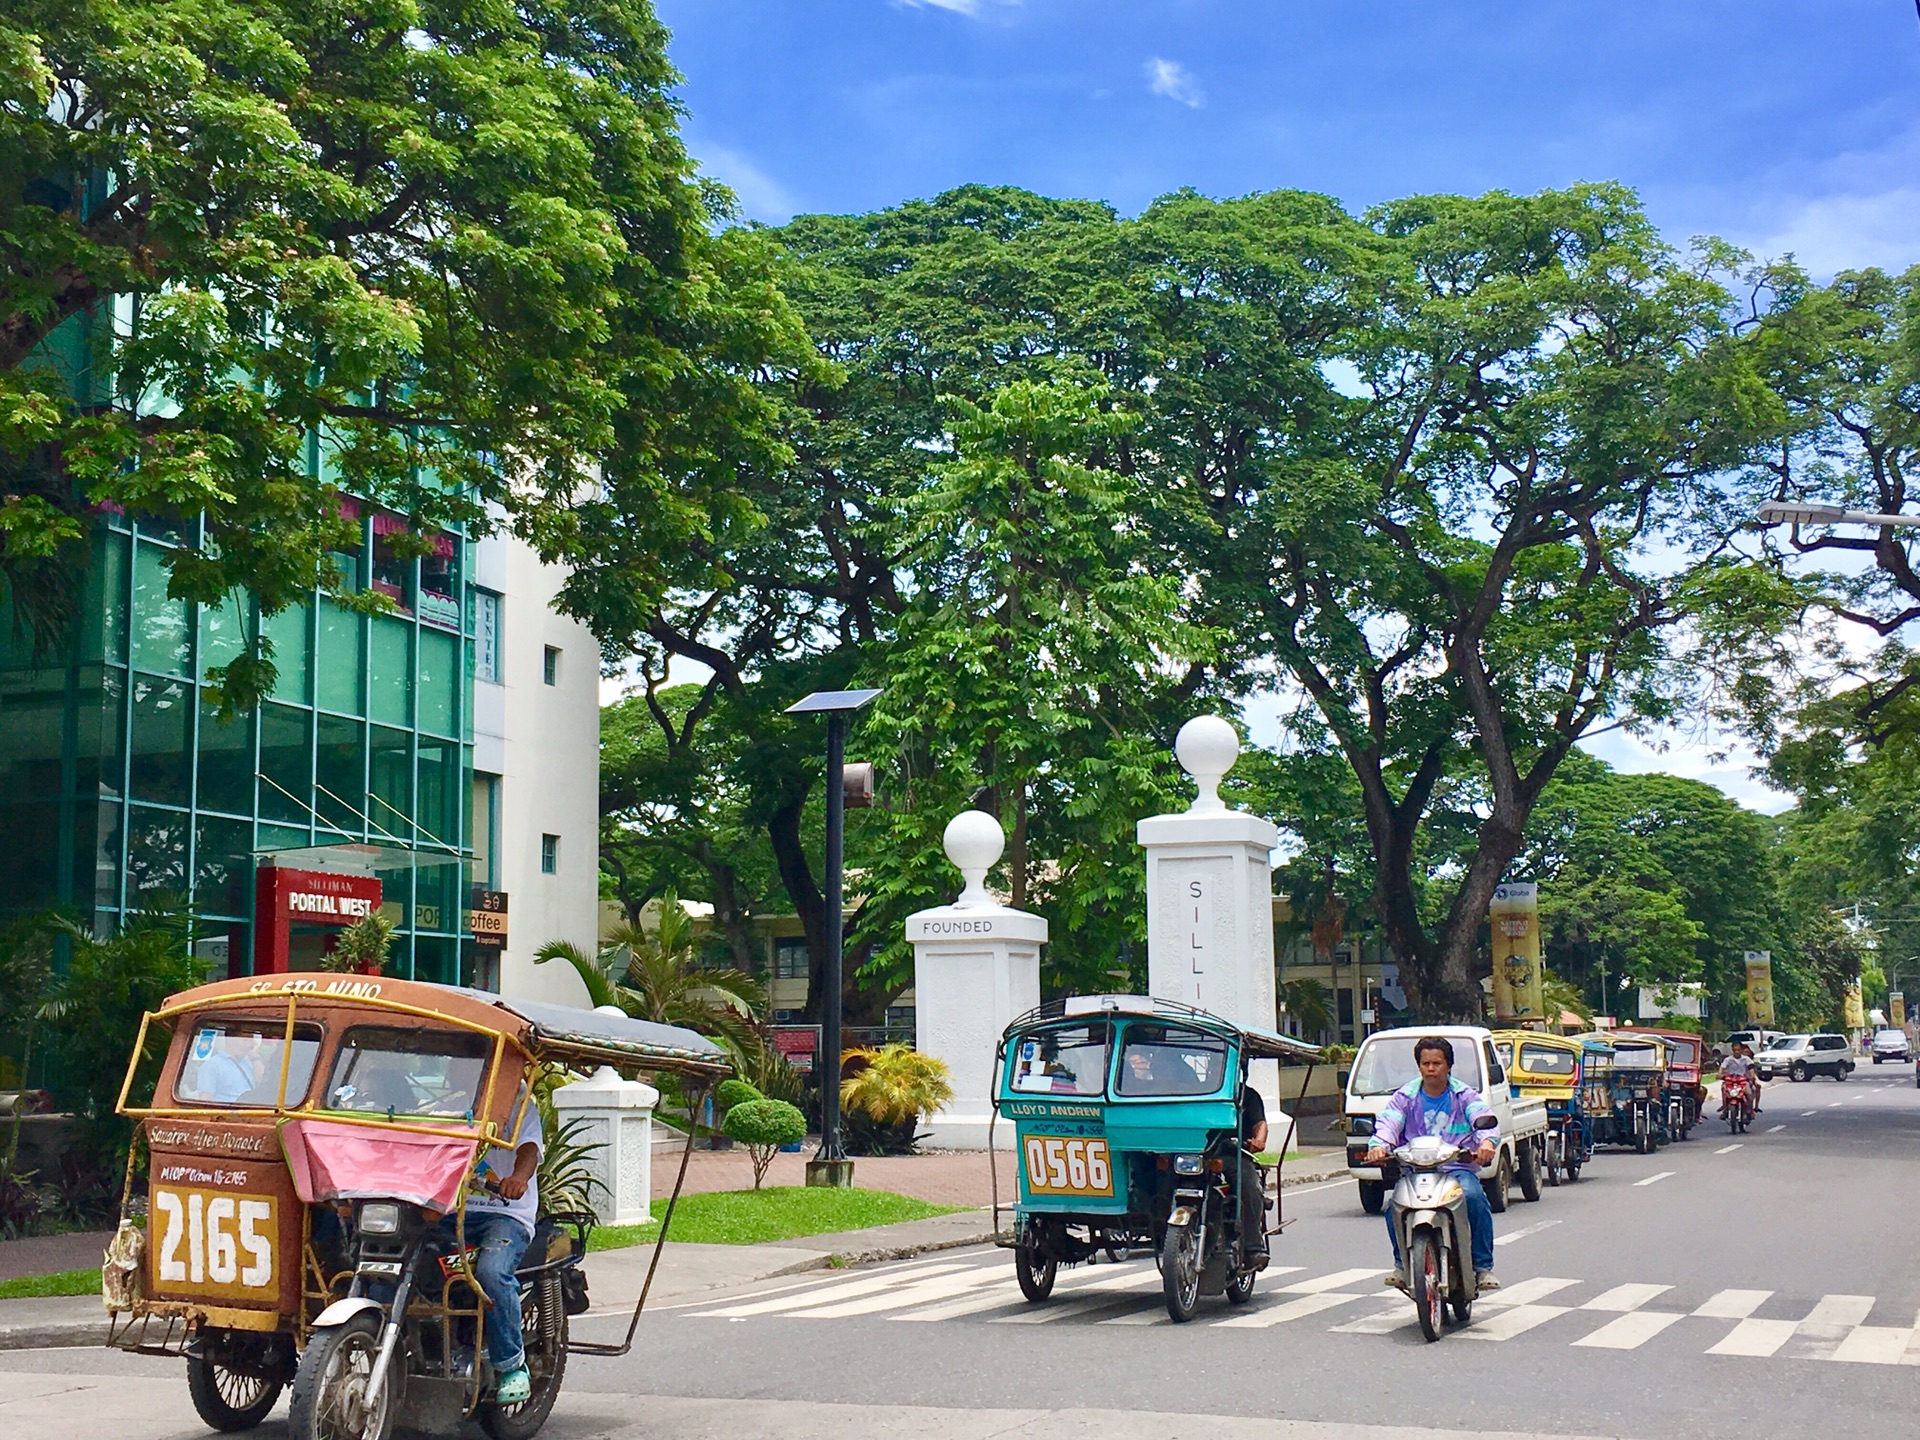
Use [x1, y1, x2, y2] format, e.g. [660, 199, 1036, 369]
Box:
[0, 510, 478, 983]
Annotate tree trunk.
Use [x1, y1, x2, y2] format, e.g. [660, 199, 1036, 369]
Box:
[767, 793, 830, 1024]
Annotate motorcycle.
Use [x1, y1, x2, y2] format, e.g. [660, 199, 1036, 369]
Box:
[1722, 1074, 1756, 1135]
[1384, 1112, 1499, 1342]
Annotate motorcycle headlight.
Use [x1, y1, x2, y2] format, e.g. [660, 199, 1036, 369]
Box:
[1172, 1155, 1205, 1176]
[359, 1201, 402, 1236]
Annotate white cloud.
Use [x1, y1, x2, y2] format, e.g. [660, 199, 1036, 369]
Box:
[1145, 57, 1204, 109]
[896, 0, 981, 15]
[1758, 186, 1920, 278]
[695, 142, 798, 225]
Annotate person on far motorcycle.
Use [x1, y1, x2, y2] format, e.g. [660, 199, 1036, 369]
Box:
[1720, 1042, 1758, 1118]
[1362, 1035, 1501, 1295]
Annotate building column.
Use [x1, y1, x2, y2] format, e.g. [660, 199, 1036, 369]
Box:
[551, 1049, 659, 1226]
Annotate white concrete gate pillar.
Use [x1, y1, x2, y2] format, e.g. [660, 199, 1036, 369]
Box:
[551, 1029, 659, 1225]
[1138, 716, 1285, 1131]
[909, 811, 1045, 1150]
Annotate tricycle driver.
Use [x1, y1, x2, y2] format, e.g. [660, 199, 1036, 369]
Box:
[1238, 1080, 1269, 1269]
[458, 1091, 543, 1404]
[1361, 1035, 1501, 1293]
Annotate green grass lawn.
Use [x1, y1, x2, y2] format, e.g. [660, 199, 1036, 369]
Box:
[588, 1186, 965, 1251]
[0, 1267, 97, 1300]
[1253, 1149, 1310, 1166]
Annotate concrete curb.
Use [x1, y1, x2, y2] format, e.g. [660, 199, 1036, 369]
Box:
[0, 1309, 109, 1352]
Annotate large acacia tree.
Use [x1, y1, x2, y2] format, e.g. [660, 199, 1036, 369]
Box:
[1, 0, 803, 700]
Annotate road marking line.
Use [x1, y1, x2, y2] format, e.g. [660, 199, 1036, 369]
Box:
[699, 1262, 968, 1317]
[1329, 1304, 1410, 1335]
[1779, 1295, 1881, 1361]
[1574, 1309, 1686, 1349]
[893, 1285, 1031, 1322]
[804, 1266, 1006, 1318]
[1715, 1143, 1743, 1154]
[1479, 1276, 1578, 1310]
[1827, 1101, 1843, 1108]
[1766, 1124, 1787, 1132]
[1902, 1309, 1920, 1366]
[1694, 1289, 1772, 1319]
[1632, 1171, 1675, 1187]
[1493, 1220, 1560, 1247]
[1213, 1290, 1369, 1328]
[991, 1292, 1142, 1324]
[1582, 1283, 1672, 1312]
[1278, 1266, 1386, 1294]
[1286, 1178, 1359, 1197]
[1709, 1317, 1798, 1357]
[1804, 1294, 1876, 1326]
[1801, 1110, 1817, 1117]
[1830, 1325, 1914, 1364]
[1463, 1303, 1574, 1341]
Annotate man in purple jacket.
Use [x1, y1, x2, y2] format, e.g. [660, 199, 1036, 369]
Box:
[1362, 1035, 1502, 1293]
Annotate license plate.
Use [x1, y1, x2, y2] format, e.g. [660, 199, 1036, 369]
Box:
[1022, 1136, 1113, 1197]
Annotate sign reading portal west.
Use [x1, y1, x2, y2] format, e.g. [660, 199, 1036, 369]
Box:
[1490, 882, 1545, 1025]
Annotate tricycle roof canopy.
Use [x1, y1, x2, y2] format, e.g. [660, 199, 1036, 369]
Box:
[1006, 994, 1323, 1062]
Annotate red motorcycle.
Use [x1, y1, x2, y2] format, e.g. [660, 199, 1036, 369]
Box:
[1722, 1074, 1756, 1134]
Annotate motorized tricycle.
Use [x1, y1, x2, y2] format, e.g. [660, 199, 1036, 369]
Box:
[992, 996, 1319, 1322]
[102, 974, 729, 1440]
[1613, 1026, 1704, 1141]
[1582, 1030, 1668, 1153]
[1492, 1030, 1603, 1185]
[1382, 1111, 1501, 1342]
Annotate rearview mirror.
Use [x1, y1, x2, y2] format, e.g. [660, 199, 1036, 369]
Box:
[1472, 1113, 1498, 1131]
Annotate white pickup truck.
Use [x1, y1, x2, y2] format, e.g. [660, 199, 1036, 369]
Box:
[1340, 1024, 1550, 1215]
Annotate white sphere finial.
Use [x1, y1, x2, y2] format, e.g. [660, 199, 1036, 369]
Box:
[1175, 715, 1240, 813]
[943, 810, 1005, 909]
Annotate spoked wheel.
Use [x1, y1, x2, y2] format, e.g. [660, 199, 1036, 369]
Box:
[1564, 1152, 1583, 1182]
[1224, 1266, 1257, 1305]
[187, 1354, 283, 1432]
[1161, 1223, 1201, 1323]
[1015, 1243, 1057, 1302]
[1543, 1138, 1562, 1187]
[1448, 1274, 1473, 1327]
[1409, 1232, 1444, 1343]
[1101, 1244, 1133, 1264]
[288, 1314, 391, 1440]
[480, 1275, 568, 1440]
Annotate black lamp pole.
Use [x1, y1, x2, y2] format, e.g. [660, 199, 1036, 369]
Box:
[784, 687, 881, 1188]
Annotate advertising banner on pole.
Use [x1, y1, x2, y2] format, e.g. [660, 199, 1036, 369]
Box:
[1844, 981, 1865, 1031]
[1892, 992, 1906, 1028]
[1744, 951, 1775, 1026]
[1490, 882, 1545, 1024]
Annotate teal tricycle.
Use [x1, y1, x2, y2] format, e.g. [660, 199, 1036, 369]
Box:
[991, 996, 1320, 1322]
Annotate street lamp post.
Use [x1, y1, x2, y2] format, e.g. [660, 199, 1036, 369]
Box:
[785, 687, 882, 1188]
[1757, 500, 1920, 530]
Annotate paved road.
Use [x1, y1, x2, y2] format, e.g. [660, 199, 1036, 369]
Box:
[6, 1068, 1917, 1440]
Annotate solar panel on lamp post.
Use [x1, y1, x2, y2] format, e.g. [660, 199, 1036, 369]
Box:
[784, 687, 883, 1188]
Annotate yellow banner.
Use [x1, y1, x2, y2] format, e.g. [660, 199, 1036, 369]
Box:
[1893, 992, 1906, 1028]
[1744, 951, 1775, 1027]
[1490, 883, 1545, 1024]
[1844, 982, 1864, 1030]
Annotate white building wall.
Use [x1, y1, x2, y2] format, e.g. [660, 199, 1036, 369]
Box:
[473, 532, 596, 1009]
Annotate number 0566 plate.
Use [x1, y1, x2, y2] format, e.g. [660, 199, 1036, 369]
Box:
[1022, 1135, 1114, 1197]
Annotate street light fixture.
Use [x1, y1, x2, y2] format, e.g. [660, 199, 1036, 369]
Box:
[784, 687, 883, 1188]
[1757, 500, 1920, 529]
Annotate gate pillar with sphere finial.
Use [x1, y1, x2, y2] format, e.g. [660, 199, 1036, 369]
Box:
[907, 811, 1046, 1149]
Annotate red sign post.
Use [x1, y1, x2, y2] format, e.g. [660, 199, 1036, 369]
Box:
[253, 867, 384, 975]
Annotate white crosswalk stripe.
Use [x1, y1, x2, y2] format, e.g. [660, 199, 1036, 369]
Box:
[686, 1260, 1920, 1364]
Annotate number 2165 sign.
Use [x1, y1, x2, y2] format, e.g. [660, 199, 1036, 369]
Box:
[150, 1186, 277, 1299]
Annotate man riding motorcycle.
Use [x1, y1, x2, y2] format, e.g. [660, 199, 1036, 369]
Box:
[1720, 1042, 1760, 1118]
[1362, 1035, 1501, 1294]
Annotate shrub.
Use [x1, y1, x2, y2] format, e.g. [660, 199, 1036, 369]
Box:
[715, 1078, 764, 1114]
[39, 1151, 118, 1228]
[721, 1099, 808, 1189]
[840, 1044, 953, 1157]
[0, 1166, 40, 1239]
[323, 912, 396, 975]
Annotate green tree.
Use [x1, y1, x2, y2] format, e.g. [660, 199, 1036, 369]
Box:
[1, 0, 804, 704]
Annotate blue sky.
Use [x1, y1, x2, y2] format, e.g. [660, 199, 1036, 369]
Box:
[652, 1, 1920, 807]
[658, 0, 1920, 277]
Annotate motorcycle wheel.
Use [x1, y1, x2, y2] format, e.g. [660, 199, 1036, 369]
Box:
[288, 1313, 391, 1440]
[1224, 1267, 1257, 1306]
[1015, 1243, 1057, 1302]
[1161, 1223, 1202, 1324]
[1486, 1152, 1512, 1213]
[1565, 1153, 1583, 1182]
[1517, 1141, 1543, 1202]
[480, 1276, 568, 1440]
[1358, 1180, 1385, 1216]
[1409, 1232, 1444, 1343]
[187, 1354, 283, 1433]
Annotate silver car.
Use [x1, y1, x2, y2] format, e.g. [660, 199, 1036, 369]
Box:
[1871, 1028, 1913, 1063]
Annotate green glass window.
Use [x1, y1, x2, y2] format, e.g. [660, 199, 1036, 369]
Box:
[199, 589, 250, 677]
[368, 725, 412, 841]
[314, 714, 366, 835]
[368, 617, 412, 728]
[196, 697, 254, 816]
[417, 627, 457, 736]
[128, 676, 192, 806]
[78, 666, 126, 802]
[89, 799, 122, 912]
[258, 702, 313, 825]
[416, 737, 460, 852]
[0, 800, 61, 909]
[316, 602, 364, 715]
[79, 529, 129, 666]
[263, 602, 311, 705]
[194, 814, 254, 919]
[412, 935, 456, 986]
[0, 668, 68, 802]
[126, 803, 191, 897]
[131, 543, 191, 676]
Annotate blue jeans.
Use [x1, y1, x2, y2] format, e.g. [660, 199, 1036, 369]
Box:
[1386, 1170, 1495, 1274]
[443, 1211, 531, 1372]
